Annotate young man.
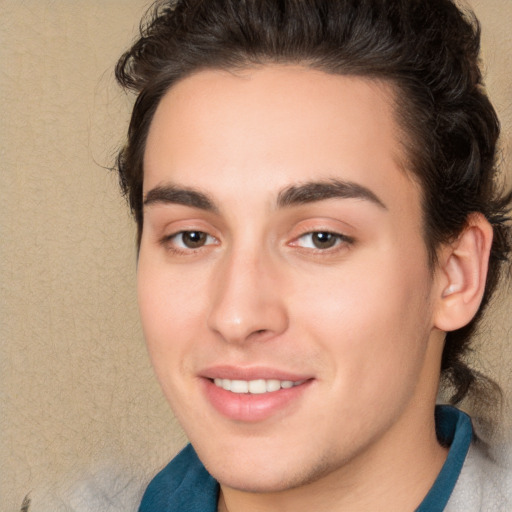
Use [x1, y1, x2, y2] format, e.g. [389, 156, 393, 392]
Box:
[115, 0, 511, 510]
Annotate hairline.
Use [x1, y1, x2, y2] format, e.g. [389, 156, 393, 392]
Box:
[138, 61, 438, 266]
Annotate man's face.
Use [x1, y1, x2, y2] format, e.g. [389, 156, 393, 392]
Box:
[138, 66, 445, 492]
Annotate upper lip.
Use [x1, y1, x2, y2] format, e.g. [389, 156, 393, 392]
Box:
[200, 365, 312, 382]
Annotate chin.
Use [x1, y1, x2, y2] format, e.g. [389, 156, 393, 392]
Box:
[214, 470, 301, 494]
[203, 449, 335, 494]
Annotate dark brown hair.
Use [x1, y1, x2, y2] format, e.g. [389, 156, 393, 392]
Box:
[115, 0, 511, 405]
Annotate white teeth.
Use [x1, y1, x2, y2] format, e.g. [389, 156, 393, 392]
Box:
[248, 379, 266, 394]
[266, 379, 281, 392]
[230, 380, 249, 393]
[213, 378, 304, 394]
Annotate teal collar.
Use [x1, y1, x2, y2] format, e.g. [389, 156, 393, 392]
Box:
[415, 405, 473, 511]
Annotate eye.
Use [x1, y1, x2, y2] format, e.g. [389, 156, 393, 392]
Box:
[167, 230, 217, 250]
[294, 231, 349, 250]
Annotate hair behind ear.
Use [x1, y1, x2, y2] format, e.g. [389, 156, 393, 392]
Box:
[434, 213, 500, 405]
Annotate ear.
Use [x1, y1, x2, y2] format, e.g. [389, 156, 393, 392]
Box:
[433, 213, 493, 332]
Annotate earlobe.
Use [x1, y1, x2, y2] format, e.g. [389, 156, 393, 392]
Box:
[434, 213, 493, 332]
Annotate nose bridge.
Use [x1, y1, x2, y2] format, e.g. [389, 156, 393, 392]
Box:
[207, 242, 288, 343]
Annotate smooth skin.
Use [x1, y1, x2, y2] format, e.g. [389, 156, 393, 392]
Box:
[138, 66, 492, 512]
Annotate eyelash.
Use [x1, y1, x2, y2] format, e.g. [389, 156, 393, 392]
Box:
[160, 229, 353, 255]
[161, 230, 218, 254]
[291, 231, 354, 252]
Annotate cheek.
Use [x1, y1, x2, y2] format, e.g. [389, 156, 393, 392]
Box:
[290, 254, 432, 392]
[136, 259, 213, 426]
[136, 256, 204, 374]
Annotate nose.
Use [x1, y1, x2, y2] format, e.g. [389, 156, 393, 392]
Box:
[206, 249, 289, 344]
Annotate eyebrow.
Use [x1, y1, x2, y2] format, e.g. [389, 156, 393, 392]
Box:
[143, 178, 387, 213]
[277, 179, 387, 210]
[144, 185, 218, 213]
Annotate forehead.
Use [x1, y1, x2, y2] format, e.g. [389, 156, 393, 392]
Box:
[143, 65, 421, 218]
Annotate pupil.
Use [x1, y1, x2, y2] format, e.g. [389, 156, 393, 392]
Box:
[313, 232, 336, 249]
[183, 231, 206, 248]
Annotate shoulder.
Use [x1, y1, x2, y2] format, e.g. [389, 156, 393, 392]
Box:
[445, 439, 512, 512]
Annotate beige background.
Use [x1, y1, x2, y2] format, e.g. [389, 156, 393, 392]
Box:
[1, 1, 511, 511]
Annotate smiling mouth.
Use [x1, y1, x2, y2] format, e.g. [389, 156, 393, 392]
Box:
[212, 378, 306, 394]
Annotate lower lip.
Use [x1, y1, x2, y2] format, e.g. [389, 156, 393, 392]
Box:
[202, 379, 312, 422]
